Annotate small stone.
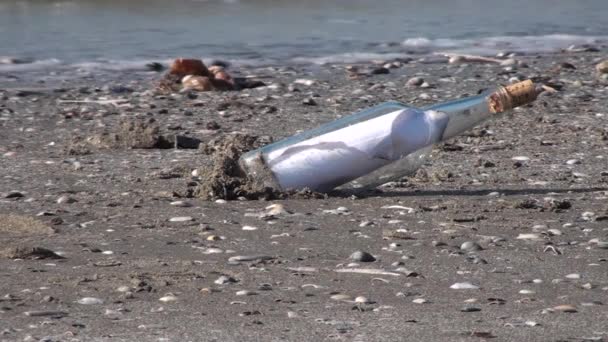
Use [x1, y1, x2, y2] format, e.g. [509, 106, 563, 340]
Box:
[460, 306, 481, 312]
[460, 241, 482, 251]
[565, 273, 581, 280]
[553, 304, 577, 313]
[214, 276, 237, 285]
[412, 298, 428, 304]
[169, 216, 194, 222]
[57, 195, 76, 204]
[77, 297, 104, 305]
[349, 251, 376, 262]
[302, 98, 317, 106]
[519, 289, 535, 295]
[566, 159, 581, 165]
[450, 282, 479, 290]
[406, 77, 424, 87]
[116, 286, 130, 293]
[370, 67, 389, 75]
[158, 294, 178, 302]
[242, 225, 258, 231]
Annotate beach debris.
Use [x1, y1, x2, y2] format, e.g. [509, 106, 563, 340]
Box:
[182, 75, 214, 92]
[157, 57, 263, 93]
[596, 60, 608, 74]
[170, 58, 211, 78]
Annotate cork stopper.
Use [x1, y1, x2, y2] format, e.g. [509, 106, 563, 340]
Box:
[488, 80, 538, 113]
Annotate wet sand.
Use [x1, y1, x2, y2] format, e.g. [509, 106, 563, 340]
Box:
[1, 52, 608, 341]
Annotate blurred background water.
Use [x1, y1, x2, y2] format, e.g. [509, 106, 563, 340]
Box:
[0, 0, 607, 71]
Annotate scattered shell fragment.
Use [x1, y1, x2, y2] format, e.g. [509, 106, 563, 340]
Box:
[334, 268, 401, 277]
[517, 233, 542, 240]
[552, 304, 577, 313]
[77, 297, 104, 305]
[159, 294, 178, 302]
[450, 282, 480, 290]
[169, 216, 194, 222]
[330, 294, 352, 301]
[512, 156, 530, 161]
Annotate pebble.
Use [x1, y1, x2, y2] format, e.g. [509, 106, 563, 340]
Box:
[116, 286, 130, 292]
[242, 225, 258, 231]
[460, 241, 482, 251]
[169, 216, 194, 222]
[450, 282, 479, 290]
[349, 251, 376, 262]
[412, 298, 428, 304]
[302, 98, 317, 106]
[214, 276, 238, 285]
[565, 273, 581, 280]
[406, 77, 424, 87]
[519, 289, 535, 295]
[460, 306, 481, 312]
[370, 67, 389, 75]
[77, 297, 104, 305]
[56, 195, 76, 204]
[158, 294, 178, 302]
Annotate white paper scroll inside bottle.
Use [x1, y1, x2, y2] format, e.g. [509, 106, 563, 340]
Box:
[239, 80, 539, 192]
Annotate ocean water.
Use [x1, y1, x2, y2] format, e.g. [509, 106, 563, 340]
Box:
[0, 0, 607, 73]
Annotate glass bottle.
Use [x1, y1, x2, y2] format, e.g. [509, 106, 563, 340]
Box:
[239, 80, 539, 192]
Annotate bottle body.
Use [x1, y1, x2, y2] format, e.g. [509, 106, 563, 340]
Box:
[239, 81, 537, 192]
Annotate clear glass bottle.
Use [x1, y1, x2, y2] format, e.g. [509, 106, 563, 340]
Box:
[239, 80, 539, 192]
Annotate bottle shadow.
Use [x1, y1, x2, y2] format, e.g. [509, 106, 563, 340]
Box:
[331, 186, 608, 199]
